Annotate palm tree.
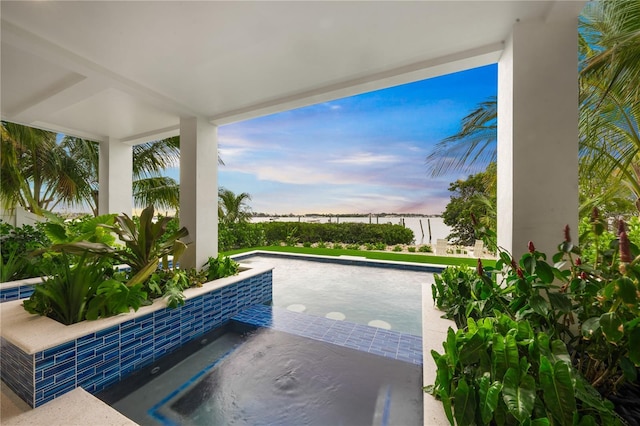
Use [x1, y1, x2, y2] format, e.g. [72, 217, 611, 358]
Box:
[218, 188, 252, 225]
[426, 0, 640, 214]
[1, 122, 93, 214]
[425, 97, 497, 177]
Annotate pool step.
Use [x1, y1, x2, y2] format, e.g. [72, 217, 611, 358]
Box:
[232, 305, 422, 365]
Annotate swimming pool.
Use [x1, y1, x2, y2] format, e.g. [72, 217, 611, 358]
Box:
[239, 254, 435, 336]
[100, 255, 433, 424]
[107, 323, 423, 426]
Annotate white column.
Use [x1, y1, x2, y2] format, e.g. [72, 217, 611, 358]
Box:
[98, 138, 133, 216]
[179, 117, 218, 269]
[497, 19, 579, 259]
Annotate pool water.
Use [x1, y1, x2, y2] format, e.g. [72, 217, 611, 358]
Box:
[240, 255, 433, 336]
[110, 327, 423, 426]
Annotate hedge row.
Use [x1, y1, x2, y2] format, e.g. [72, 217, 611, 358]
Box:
[260, 221, 414, 245]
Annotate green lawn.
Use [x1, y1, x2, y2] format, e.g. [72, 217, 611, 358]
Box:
[223, 246, 496, 268]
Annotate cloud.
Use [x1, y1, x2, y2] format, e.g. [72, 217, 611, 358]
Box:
[329, 152, 399, 165]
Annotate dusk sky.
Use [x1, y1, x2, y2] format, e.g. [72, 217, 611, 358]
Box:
[213, 64, 496, 215]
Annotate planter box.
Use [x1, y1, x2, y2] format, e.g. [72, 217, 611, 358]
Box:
[0, 264, 273, 408]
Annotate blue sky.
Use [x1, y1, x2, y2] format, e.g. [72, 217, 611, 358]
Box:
[215, 64, 497, 215]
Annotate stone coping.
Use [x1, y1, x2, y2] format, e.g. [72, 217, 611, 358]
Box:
[3, 387, 137, 426]
[0, 276, 44, 290]
[0, 264, 273, 355]
[232, 250, 447, 272]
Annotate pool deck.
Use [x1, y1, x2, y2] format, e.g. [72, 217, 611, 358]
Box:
[1, 256, 454, 426]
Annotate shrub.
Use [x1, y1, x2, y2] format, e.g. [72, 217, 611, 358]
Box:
[333, 243, 343, 250]
[364, 243, 375, 250]
[418, 245, 433, 253]
[347, 243, 360, 250]
[392, 245, 403, 252]
[408, 246, 416, 252]
[261, 221, 413, 246]
[375, 242, 387, 250]
[0, 222, 51, 282]
[303, 241, 312, 248]
[428, 212, 639, 425]
[317, 241, 328, 249]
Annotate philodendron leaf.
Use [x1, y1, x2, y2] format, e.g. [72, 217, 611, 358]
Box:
[600, 312, 624, 343]
[492, 331, 519, 380]
[453, 377, 477, 426]
[502, 367, 536, 423]
[432, 352, 454, 425]
[478, 375, 502, 425]
[539, 355, 576, 426]
[459, 332, 486, 365]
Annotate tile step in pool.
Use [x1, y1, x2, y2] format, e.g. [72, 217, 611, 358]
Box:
[232, 305, 422, 365]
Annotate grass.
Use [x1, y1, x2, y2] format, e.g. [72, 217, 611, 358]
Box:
[223, 246, 495, 268]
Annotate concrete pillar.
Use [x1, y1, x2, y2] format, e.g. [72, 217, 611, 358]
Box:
[98, 138, 133, 216]
[497, 18, 579, 259]
[179, 117, 218, 269]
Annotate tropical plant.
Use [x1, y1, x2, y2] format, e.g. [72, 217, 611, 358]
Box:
[442, 163, 496, 246]
[429, 216, 640, 425]
[1, 122, 94, 214]
[427, 1, 640, 216]
[0, 222, 51, 281]
[427, 313, 622, 425]
[23, 252, 111, 325]
[101, 205, 189, 283]
[204, 254, 239, 282]
[218, 188, 253, 225]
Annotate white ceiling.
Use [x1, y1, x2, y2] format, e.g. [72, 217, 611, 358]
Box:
[1, 1, 584, 144]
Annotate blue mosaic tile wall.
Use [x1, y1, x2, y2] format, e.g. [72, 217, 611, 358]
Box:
[232, 305, 423, 365]
[0, 283, 37, 302]
[2, 270, 272, 408]
[0, 337, 34, 405]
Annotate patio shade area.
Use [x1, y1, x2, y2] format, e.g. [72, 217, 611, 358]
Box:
[1, 1, 583, 268]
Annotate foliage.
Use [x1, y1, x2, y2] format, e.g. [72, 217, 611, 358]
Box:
[146, 268, 206, 308]
[1, 122, 94, 214]
[218, 188, 253, 225]
[101, 205, 188, 283]
[442, 163, 496, 246]
[408, 246, 416, 252]
[218, 221, 265, 252]
[261, 221, 414, 246]
[419, 245, 433, 253]
[0, 221, 51, 282]
[392, 245, 403, 252]
[22, 252, 146, 325]
[427, 313, 621, 426]
[204, 254, 239, 282]
[429, 215, 640, 424]
[42, 213, 117, 246]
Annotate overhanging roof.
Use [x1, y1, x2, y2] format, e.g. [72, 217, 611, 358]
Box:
[1, 1, 584, 144]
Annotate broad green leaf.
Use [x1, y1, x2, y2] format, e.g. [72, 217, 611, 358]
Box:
[581, 317, 601, 339]
[548, 292, 572, 314]
[539, 356, 576, 426]
[453, 377, 477, 426]
[530, 295, 550, 316]
[478, 376, 502, 424]
[577, 415, 597, 426]
[620, 356, 638, 381]
[600, 312, 623, 343]
[550, 340, 571, 364]
[614, 277, 638, 304]
[530, 418, 551, 426]
[460, 332, 486, 365]
[502, 368, 536, 423]
[535, 261, 555, 284]
[445, 327, 458, 367]
[492, 332, 519, 380]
